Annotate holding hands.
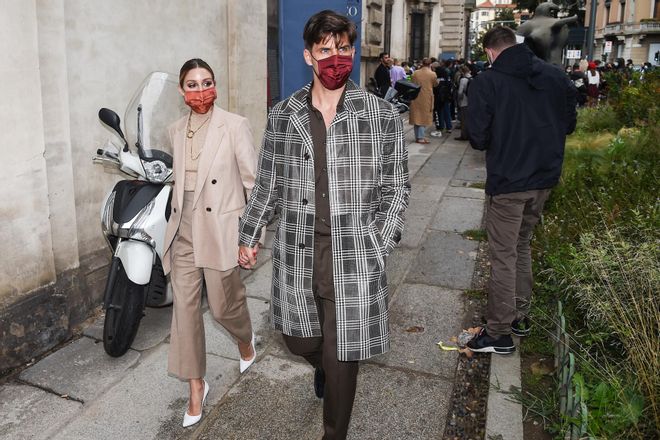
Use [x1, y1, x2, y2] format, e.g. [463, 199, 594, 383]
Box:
[238, 245, 259, 269]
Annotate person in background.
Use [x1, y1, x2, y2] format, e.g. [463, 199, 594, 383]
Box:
[389, 58, 407, 87]
[164, 58, 258, 428]
[569, 63, 587, 107]
[431, 64, 453, 136]
[454, 65, 471, 141]
[238, 10, 410, 439]
[586, 61, 600, 107]
[401, 61, 413, 79]
[374, 51, 391, 97]
[409, 57, 438, 144]
[466, 26, 576, 354]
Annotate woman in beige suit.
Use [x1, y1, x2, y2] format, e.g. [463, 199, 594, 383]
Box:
[163, 58, 257, 427]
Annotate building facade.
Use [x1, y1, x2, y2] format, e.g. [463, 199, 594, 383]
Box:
[0, 0, 267, 373]
[361, 0, 475, 84]
[586, 0, 660, 64]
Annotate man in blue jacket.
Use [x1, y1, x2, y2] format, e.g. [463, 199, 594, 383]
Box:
[466, 26, 576, 354]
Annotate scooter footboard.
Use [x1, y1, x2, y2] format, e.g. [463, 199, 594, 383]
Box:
[115, 241, 154, 285]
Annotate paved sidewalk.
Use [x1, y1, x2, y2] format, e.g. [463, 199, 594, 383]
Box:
[0, 127, 519, 440]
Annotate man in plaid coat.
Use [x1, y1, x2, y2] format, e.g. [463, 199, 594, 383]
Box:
[238, 10, 410, 439]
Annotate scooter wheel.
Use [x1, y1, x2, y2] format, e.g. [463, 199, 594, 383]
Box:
[103, 265, 146, 357]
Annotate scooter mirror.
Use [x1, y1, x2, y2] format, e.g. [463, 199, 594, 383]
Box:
[99, 108, 129, 151]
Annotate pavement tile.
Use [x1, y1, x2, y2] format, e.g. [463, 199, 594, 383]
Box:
[385, 247, 417, 290]
[406, 231, 478, 290]
[377, 283, 463, 378]
[52, 344, 239, 440]
[410, 182, 448, 202]
[347, 363, 453, 440]
[19, 336, 140, 403]
[83, 305, 172, 351]
[453, 158, 487, 182]
[195, 355, 323, 440]
[444, 185, 486, 200]
[0, 383, 82, 440]
[430, 196, 485, 233]
[243, 258, 273, 301]
[406, 197, 439, 219]
[204, 297, 270, 360]
[399, 214, 430, 249]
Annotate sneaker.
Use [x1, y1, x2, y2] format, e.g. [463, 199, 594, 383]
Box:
[511, 317, 531, 337]
[430, 130, 443, 137]
[466, 328, 516, 354]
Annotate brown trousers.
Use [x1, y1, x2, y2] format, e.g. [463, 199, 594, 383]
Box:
[282, 235, 359, 440]
[168, 191, 253, 380]
[485, 189, 551, 336]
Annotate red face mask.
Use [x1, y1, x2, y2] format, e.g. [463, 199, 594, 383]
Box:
[184, 87, 217, 114]
[312, 54, 353, 90]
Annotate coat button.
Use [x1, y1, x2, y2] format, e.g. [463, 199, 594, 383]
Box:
[206, 207, 212, 212]
[302, 198, 308, 205]
[298, 243, 305, 249]
[304, 153, 310, 160]
[173, 207, 177, 213]
[211, 179, 217, 184]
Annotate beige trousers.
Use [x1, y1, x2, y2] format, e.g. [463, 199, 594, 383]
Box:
[168, 191, 253, 380]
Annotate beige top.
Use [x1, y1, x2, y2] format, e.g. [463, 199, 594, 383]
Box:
[184, 109, 213, 191]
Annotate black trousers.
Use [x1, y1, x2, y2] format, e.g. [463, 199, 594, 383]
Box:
[282, 234, 359, 440]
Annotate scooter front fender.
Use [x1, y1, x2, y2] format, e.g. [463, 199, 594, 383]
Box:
[115, 240, 154, 285]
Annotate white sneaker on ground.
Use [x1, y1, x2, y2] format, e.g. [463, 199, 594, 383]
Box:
[430, 131, 443, 138]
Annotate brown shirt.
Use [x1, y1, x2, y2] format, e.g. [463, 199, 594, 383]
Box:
[306, 88, 346, 236]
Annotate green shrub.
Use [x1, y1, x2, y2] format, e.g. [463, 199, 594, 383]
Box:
[562, 231, 660, 434]
[605, 69, 660, 128]
[575, 105, 621, 133]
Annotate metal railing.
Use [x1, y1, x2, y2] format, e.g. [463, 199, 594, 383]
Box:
[554, 301, 589, 439]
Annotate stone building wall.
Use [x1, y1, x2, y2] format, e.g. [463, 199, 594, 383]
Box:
[0, 0, 267, 373]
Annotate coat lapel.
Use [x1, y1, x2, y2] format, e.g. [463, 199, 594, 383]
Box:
[193, 107, 225, 208]
[172, 117, 188, 211]
[286, 85, 314, 158]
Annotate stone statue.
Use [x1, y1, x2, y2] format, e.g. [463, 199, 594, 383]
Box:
[517, 2, 578, 65]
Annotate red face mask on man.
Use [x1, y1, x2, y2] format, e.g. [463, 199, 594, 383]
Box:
[312, 54, 353, 90]
[184, 87, 217, 114]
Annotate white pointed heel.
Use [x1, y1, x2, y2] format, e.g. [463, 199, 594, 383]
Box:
[239, 332, 257, 374]
[182, 379, 209, 428]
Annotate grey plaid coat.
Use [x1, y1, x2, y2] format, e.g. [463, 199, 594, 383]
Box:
[238, 80, 410, 361]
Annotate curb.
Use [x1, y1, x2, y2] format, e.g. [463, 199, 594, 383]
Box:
[485, 337, 524, 440]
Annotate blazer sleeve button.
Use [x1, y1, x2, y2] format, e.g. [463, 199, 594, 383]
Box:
[173, 207, 177, 213]
[298, 243, 305, 249]
[304, 153, 310, 160]
[302, 198, 308, 205]
[211, 179, 217, 184]
[206, 207, 212, 212]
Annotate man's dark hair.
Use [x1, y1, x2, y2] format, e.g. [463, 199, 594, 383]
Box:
[482, 26, 517, 50]
[379, 52, 389, 60]
[303, 10, 357, 50]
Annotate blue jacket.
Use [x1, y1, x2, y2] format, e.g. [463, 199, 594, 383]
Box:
[467, 44, 577, 195]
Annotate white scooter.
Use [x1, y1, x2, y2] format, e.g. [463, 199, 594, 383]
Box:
[93, 72, 184, 357]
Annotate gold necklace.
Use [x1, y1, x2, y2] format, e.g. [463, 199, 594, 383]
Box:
[186, 112, 211, 139]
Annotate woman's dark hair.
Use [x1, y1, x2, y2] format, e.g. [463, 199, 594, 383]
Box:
[303, 10, 357, 50]
[179, 58, 215, 87]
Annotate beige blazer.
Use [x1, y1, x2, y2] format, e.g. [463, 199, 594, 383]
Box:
[163, 106, 259, 274]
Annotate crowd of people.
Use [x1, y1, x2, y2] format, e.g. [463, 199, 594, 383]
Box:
[372, 52, 491, 143]
[374, 48, 657, 134]
[565, 57, 655, 107]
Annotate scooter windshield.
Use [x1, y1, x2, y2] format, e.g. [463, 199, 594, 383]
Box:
[124, 72, 186, 166]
